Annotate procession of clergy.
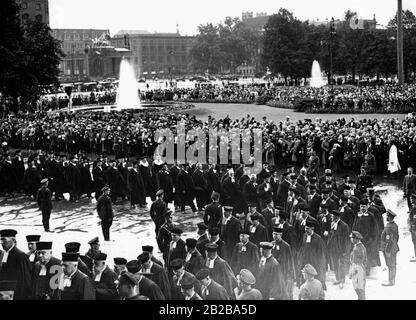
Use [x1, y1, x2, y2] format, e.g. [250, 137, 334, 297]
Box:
[0, 162, 405, 300]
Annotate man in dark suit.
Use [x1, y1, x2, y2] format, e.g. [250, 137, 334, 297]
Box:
[59, 252, 95, 300]
[31, 241, 61, 300]
[177, 163, 197, 213]
[92, 158, 106, 200]
[150, 190, 168, 235]
[403, 167, 416, 210]
[196, 222, 210, 259]
[65, 156, 81, 202]
[220, 206, 241, 260]
[276, 172, 291, 207]
[248, 213, 268, 246]
[192, 162, 211, 211]
[170, 259, 199, 300]
[36, 178, 53, 232]
[138, 252, 171, 300]
[184, 238, 204, 276]
[196, 268, 230, 300]
[307, 185, 322, 218]
[339, 195, 356, 230]
[126, 260, 165, 300]
[208, 228, 226, 260]
[0, 229, 33, 300]
[230, 231, 260, 275]
[96, 185, 113, 241]
[91, 253, 118, 300]
[243, 175, 259, 207]
[203, 191, 223, 229]
[261, 198, 275, 239]
[166, 227, 187, 277]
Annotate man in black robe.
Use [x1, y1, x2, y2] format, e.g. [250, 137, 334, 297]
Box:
[157, 164, 174, 204]
[105, 159, 127, 204]
[139, 157, 155, 202]
[192, 162, 211, 211]
[256, 242, 286, 300]
[78, 156, 93, 199]
[196, 222, 210, 259]
[339, 195, 356, 230]
[31, 241, 61, 300]
[91, 253, 118, 300]
[183, 238, 205, 276]
[59, 252, 95, 300]
[203, 191, 223, 229]
[177, 163, 197, 213]
[138, 252, 171, 300]
[220, 206, 241, 260]
[203, 243, 237, 298]
[196, 268, 230, 300]
[92, 157, 106, 200]
[230, 231, 260, 275]
[126, 260, 165, 300]
[150, 190, 168, 235]
[0, 229, 33, 300]
[127, 160, 145, 208]
[166, 227, 187, 278]
[12, 150, 25, 193]
[65, 156, 81, 202]
[96, 185, 113, 241]
[271, 227, 296, 300]
[328, 209, 351, 288]
[296, 221, 327, 290]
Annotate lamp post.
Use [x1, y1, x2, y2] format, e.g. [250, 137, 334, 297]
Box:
[397, 0, 405, 85]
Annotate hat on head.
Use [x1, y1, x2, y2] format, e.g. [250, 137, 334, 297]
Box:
[302, 264, 318, 276]
[36, 241, 52, 250]
[62, 252, 79, 262]
[360, 198, 369, 205]
[331, 210, 341, 217]
[101, 185, 110, 192]
[342, 174, 349, 179]
[64, 242, 81, 253]
[41, 178, 49, 185]
[223, 206, 233, 212]
[171, 227, 183, 235]
[325, 173, 332, 177]
[114, 257, 127, 265]
[93, 252, 107, 261]
[322, 189, 330, 195]
[119, 272, 138, 286]
[305, 220, 315, 228]
[185, 238, 197, 248]
[320, 203, 329, 209]
[273, 226, 284, 233]
[137, 252, 151, 264]
[340, 195, 348, 201]
[208, 227, 220, 236]
[250, 213, 260, 221]
[259, 242, 273, 250]
[142, 245, 153, 253]
[265, 198, 273, 204]
[387, 209, 397, 218]
[156, 189, 164, 197]
[348, 180, 356, 184]
[0, 229, 17, 237]
[239, 230, 250, 236]
[88, 237, 99, 245]
[343, 186, 351, 190]
[195, 269, 211, 281]
[26, 235, 41, 242]
[309, 185, 317, 191]
[239, 269, 256, 285]
[197, 222, 208, 230]
[299, 203, 310, 212]
[180, 275, 197, 290]
[126, 260, 141, 274]
[350, 231, 363, 240]
[205, 243, 219, 252]
[367, 188, 375, 195]
[290, 174, 297, 180]
[248, 203, 257, 208]
[170, 258, 184, 270]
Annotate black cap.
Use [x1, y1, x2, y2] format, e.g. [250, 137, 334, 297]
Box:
[114, 257, 127, 265]
[332, 210, 341, 216]
[36, 241, 52, 250]
[205, 243, 219, 252]
[137, 252, 151, 264]
[195, 269, 211, 280]
[93, 253, 107, 261]
[185, 238, 197, 248]
[65, 242, 81, 253]
[88, 237, 100, 245]
[208, 228, 220, 236]
[126, 260, 141, 274]
[273, 226, 284, 233]
[360, 198, 369, 205]
[171, 258, 184, 270]
[305, 220, 315, 228]
[62, 252, 79, 262]
[142, 245, 154, 253]
[0, 229, 17, 237]
[171, 227, 183, 235]
[119, 272, 138, 286]
[26, 235, 41, 242]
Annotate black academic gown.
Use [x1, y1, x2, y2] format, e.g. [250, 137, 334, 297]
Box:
[60, 270, 95, 300]
[230, 241, 260, 275]
[31, 256, 62, 300]
[92, 266, 118, 300]
[256, 255, 285, 300]
[205, 256, 237, 298]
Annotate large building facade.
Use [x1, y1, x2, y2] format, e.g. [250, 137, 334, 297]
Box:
[15, 0, 50, 25]
[111, 30, 194, 78]
[52, 29, 133, 83]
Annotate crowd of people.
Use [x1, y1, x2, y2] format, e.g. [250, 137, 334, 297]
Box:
[1, 110, 416, 300]
[0, 158, 411, 300]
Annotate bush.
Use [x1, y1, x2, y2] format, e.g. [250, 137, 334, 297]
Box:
[293, 98, 316, 112]
[255, 94, 273, 105]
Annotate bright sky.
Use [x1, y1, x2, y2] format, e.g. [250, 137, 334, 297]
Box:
[49, 0, 416, 36]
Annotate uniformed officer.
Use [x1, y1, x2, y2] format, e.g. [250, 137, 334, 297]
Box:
[349, 231, 367, 300]
[36, 178, 53, 232]
[234, 269, 262, 300]
[381, 209, 400, 286]
[85, 237, 101, 260]
[96, 185, 113, 241]
[298, 264, 325, 300]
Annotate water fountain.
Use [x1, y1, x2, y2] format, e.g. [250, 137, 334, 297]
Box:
[116, 57, 142, 110]
[310, 60, 326, 88]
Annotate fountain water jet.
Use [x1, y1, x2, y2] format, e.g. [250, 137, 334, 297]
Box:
[116, 58, 142, 110]
[310, 60, 326, 88]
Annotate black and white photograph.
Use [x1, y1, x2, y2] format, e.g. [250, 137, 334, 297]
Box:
[1, 0, 416, 307]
